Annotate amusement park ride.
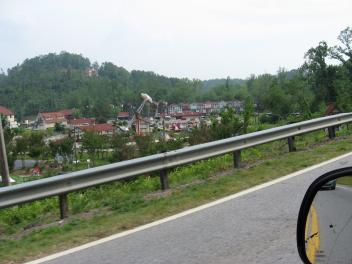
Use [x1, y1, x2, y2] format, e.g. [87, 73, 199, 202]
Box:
[119, 93, 166, 135]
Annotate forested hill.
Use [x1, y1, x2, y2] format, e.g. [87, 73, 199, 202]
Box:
[0, 52, 247, 120]
[202, 78, 245, 90]
[1, 26, 352, 123]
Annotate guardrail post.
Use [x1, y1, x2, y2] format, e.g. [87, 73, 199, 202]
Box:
[287, 136, 296, 152]
[328, 126, 336, 139]
[59, 194, 69, 219]
[160, 169, 169, 191]
[233, 150, 241, 169]
[0, 120, 10, 186]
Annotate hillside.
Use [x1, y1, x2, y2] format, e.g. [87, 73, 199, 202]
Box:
[202, 78, 246, 90]
[0, 52, 246, 121]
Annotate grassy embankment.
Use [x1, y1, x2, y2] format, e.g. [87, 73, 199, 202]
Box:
[337, 176, 352, 185]
[1, 126, 352, 263]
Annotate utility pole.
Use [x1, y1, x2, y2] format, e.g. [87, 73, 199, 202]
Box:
[0, 118, 10, 186]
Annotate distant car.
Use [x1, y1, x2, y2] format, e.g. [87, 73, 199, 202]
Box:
[321, 179, 337, 190]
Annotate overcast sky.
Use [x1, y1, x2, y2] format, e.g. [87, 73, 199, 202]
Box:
[0, 0, 351, 80]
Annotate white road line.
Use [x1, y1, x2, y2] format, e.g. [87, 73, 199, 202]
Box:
[25, 152, 352, 264]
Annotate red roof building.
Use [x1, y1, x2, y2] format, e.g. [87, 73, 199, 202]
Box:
[181, 103, 190, 112]
[171, 112, 202, 119]
[39, 112, 66, 122]
[0, 106, 18, 128]
[36, 111, 68, 129]
[59, 109, 74, 119]
[0, 106, 14, 116]
[68, 118, 96, 127]
[117, 112, 130, 120]
[80, 123, 116, 135]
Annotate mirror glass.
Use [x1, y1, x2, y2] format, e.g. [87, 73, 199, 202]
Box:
[305, 176, 352, 264]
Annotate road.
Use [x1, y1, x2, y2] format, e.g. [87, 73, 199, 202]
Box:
[27, 153, 352, 264]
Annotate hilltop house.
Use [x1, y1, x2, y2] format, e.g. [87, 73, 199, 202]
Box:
[0, 106, 18, 128]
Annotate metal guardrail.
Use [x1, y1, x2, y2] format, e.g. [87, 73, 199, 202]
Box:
[1, 113, 352, 217]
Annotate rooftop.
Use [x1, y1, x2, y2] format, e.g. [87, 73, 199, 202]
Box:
[0, 106, 14, 116]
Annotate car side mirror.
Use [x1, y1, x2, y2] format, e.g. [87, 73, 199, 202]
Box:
[297, 167, 352, 264]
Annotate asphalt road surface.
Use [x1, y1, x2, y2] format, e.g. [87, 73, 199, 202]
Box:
[28, 153, 352, 264]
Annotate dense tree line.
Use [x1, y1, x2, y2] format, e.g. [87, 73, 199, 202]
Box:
[246, 27, 352, 119]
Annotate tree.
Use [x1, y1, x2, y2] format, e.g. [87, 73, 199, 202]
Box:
[334, 67, 352, 111]
[210, 108, 242, 140]
[329, 27, 352, 64]
[291, 71, 314, 119]
[247, 74, 276, 112]
[54, 122, 65, 133]
[92, 99, 112, 123]
[329, 26, 352, 80]
[81, 131, 103, 166]
[243, 97, 254, 133]
[49, 137, 74, 164]
[303, 41, 337, 109]
[188, 124, 212, 145]
[28, 132, 45, 162]
[134, 134, 157, 156]
[110, 134, 136, 162]
[262, 84, 292, 117]
[15, 135, 29, 168]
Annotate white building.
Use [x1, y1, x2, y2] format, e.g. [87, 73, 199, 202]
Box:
[0, 106, 18, 128]
[168, 104, 182, 114]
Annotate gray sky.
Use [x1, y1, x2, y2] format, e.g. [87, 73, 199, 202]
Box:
[0, 0, 351, 80]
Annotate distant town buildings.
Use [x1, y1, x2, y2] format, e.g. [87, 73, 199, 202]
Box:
[117, 112, 130, 121]
[167, 100, 243, 115]
[5, 99, 245, 136]
[59, 109, 74, 120]
[68, 118, 96, 129]
[168, 104, 182, 114]
[138, 118, 153, 134]
[36, 111, 68, 130]
[35, 109, 74, 129]
[80, 123, 116, 136]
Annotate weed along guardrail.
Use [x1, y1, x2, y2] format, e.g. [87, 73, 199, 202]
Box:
[1, 113, 352, 219]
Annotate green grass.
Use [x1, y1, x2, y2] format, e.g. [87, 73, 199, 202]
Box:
[337, 176, 352, 186]
[1, 127, 352, 263]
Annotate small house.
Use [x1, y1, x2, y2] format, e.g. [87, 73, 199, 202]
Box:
[0, 106, 18, 128]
